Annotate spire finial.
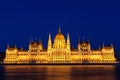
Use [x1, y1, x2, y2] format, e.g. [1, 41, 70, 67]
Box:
[30, 37, 33, 43]
[88, 39, 90, 43]
[15, 44, 17, 48]
[58, 26, 61, 33]
[83, 36, 85, 40]
[99, 46, 101, 50]
[78, 38, 80, 43]
[49, 33, 51, 40]
[67, 33, 70, 43]
[67, 33, 69, 39]
[39, 38, 42, 44]
[111, 43, 113, 47]
[7, 44, 9, 48]
[48, 33, 52, 43]
[103, 43, 104, 47]
[21, 47, 23, 50]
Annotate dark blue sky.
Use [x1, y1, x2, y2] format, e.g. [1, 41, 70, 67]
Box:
[0, 0, 120, 52]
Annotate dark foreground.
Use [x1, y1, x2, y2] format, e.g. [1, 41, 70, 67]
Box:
[0, 64, 120, 80]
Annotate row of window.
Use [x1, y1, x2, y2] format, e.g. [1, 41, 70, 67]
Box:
[4, 60, 115, 63]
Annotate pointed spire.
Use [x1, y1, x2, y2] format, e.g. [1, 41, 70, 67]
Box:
[30, 38, 31, 43]
[39, 38, 42, 44]
[83, 36, 85, 40]
[67, 33, 70, 39]
[15, 44, 17, 48]
[111, 43, 113, 47]
[21, 47, 23, 50]
[67, 33, 70, 50]
[67, 33, 70, 43]
[99, 46, 101, 50]
[30, 38, 33, 43]
[7, 44, 9, 48]
[88, 39, 90, 43]
[58, 26, 61, 33]
[103, 43, 104, 47]
[48, 33, 52, 50]
[49, 33, 51, 40]
[48, 33, 52, 43]
[78, 38, 80, 44]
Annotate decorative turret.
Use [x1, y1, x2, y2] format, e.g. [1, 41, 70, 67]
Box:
[39, 39, 43, 50]
[29, 38, 33, 49]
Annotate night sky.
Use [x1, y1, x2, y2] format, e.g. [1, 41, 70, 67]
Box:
[0, 0, 120, 53]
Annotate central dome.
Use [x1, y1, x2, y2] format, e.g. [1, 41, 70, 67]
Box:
[54, 27, 65, 40]
[53, 27, 66, 49]
[55, 33, 65, 40]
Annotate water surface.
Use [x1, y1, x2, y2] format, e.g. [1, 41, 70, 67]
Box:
[0, 65, 120, 80]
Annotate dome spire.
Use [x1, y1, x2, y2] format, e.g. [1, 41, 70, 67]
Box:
[58, 26, 61, 33]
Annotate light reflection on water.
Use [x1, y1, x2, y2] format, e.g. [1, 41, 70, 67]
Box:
[0, 65, 120, 80]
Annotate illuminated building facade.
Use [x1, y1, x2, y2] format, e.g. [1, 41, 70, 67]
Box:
[4, 28, 116, 64]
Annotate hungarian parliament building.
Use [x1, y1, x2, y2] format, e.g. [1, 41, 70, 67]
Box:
[4, 28, 117, 64]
